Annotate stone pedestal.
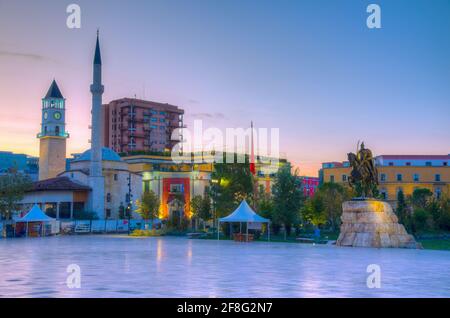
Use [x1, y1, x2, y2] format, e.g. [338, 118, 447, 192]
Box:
[336, 199, 422, 249]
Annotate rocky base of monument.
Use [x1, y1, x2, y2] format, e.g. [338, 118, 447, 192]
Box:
[336, 199, 422, 249]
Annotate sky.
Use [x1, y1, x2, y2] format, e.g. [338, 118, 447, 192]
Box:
[0, 0, 449, 176]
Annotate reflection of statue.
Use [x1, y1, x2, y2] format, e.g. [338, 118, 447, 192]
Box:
[347, 142, 378, 198]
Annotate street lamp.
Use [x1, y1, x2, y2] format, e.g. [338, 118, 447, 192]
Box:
[211, 178, 219, 234]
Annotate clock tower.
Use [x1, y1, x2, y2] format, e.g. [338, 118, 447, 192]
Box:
[38, 80, 69, 180]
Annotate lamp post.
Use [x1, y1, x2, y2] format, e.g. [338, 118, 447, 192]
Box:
[127, 172, 133, 235]
[211, 178, 218, 235]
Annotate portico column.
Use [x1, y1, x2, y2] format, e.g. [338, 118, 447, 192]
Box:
[70, 202, 74, 219]
[56, 202, 60, 219]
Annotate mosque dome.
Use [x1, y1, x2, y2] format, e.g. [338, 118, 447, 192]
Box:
[73, 147, 122, 162]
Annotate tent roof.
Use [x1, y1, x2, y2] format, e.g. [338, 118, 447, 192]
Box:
[17, 204, 55, 222]
[219, 200, 270, 223]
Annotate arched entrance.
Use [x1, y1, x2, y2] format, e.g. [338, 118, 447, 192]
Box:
[168, 197, 185, 227]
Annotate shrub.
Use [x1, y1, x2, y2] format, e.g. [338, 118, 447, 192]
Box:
[413, 209, 430, 232]
[438, 210, 450, 231]
[130, 229, 165, 237]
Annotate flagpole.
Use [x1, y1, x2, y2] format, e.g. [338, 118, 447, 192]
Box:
[250, 121, 258, 210]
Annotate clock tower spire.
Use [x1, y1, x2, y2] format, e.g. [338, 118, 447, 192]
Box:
[38, 79, 69, 180]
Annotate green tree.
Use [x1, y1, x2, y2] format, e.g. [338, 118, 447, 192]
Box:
[301, 196, 327, 228]
[190, 194, 212, 230]
[413, 209, 430, 232]
[0, 173, 32, 220]
[437, 196, 450, 231]
[271, 164, 304, 238]
[411, 188, 433, 210]
[258, 185, 274, 220]
[315, 182, 352, 231]
[395, 190, 411, 231]
[136, 190, 160, 227]
[210, 156, 254, 217]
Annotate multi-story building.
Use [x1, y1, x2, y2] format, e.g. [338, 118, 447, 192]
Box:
[0, 151, 39, 181]
[122, 153, 285, 223]
[298, 176, 319, 198]
[320, 155, 450, 205]
[103, 98, 184, 154]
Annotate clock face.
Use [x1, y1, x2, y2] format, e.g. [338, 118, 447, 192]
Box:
[54, 112, 61, 120]
[43, 111, 48, 120]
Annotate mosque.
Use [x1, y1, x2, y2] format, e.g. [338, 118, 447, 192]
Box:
[20, 33, 142, 219]
[18, 32, 279, 222]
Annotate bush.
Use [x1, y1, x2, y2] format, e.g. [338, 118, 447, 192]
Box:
[413, 209, 430, 232]
[130, 229, 165, 237]
[438, 210, 450, 231]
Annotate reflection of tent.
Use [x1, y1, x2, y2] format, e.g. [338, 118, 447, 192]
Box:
[16, 204, 55, 237]
[218, 200, 270, 241]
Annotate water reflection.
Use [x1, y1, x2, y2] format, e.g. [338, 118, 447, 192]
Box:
[0, 236, 449, 297]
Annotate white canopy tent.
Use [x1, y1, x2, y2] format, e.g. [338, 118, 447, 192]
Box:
[218, 200, 270, 241]
[16, 204, 55, 237]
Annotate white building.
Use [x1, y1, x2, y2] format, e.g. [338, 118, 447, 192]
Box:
[19, 33, 142, 220]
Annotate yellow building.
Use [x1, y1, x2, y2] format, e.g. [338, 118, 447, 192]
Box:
[320, 155, 450, 205]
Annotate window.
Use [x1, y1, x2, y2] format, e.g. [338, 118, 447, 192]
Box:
[413, 174, 420, 182]
[380, 191, 387, 200]
[143, 181, 150, 193]
[106, 209, 111, 219]
[151, 118, 157, 122]
[406, 162, 411, 166]
[55, 126, 60, 135]
[170, 184, 183, 193]
[396, 174, 402, 181]
[342, 175, 347, 182]
[59, 202, 71, 219]
[435, 188, 442, 199]
[425, 162, 432, 167]
[380, 174, 386, 182]
[106, 193, 111, 202]
[444, 162, 448, 166]
[389, 162, 394, 166]
[330, 175, 335, 183]
[435, 174, 441, 182]
[114, 174, 118, 181]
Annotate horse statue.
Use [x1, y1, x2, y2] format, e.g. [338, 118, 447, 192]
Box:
[347, 142, 379, 198]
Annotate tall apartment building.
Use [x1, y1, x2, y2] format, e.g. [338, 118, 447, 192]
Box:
[103, 98, 184, 154]
[320, 155, 450, 205]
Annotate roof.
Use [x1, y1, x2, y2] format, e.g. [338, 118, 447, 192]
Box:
[16, 204, 55, 222]
[377, 155, 450, 160]
[73, 147, 122, 162]
[94, 32, 102, 65]
[44, 80, 64, 99]
[29, 177, 91, 192]
[219, 200, 270, 223]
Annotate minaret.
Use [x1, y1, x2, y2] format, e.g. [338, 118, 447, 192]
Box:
[89, 31, 105, 218]
[38, 80, 69, 180]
